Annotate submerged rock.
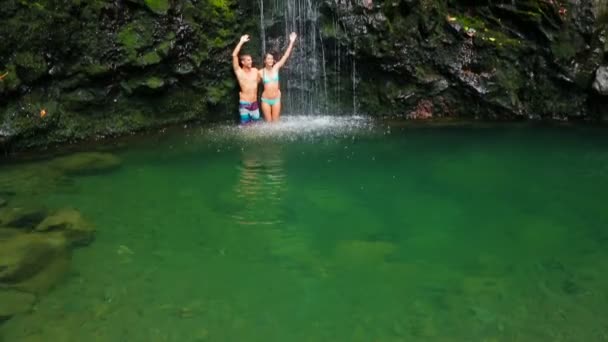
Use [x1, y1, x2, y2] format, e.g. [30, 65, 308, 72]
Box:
[0, 206, 47, 229]
[36, 208, 95, 247]
[0, 232, 68, 284]
[48, 152, 121, 175]
[13, 252, 70, 295]
[0, 228, 22, 239]
[334, 239, 396, 265]
[0, 289, 36, 320]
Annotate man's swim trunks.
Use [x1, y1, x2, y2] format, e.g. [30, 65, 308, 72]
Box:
[239, 100, 261, 124]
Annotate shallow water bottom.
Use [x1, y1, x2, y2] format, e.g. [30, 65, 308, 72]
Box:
[1, 117, 608, 341]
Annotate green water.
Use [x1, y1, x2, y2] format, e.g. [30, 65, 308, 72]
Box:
[2, 118, 608, 341]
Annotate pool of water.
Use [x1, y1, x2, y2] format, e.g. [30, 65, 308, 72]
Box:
[1, 116, 608, 341]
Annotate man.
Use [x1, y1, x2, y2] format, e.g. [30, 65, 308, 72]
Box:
[232, 34, 261, 124]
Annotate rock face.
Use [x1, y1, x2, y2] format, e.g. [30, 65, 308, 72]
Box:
[0, 0, 257, 150]
[1, 0, 607, 149]
[592, 66, 608, 94]
[318, 0, 608, 120]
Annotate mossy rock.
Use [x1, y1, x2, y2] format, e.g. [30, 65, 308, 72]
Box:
[0, 94, 59, 139]
[136, 50, 163, 66]
[48, 152, 122, 175]
[0, 64, 21, 93]
[125, 76, 168, 92]
[551, 31, 579, 61]
[81, 63, 112, 77]
[334, 239, 396, 266]
[12, 252, 70, 295]
[144, 76, 165, 89]
[0, 206, 48, 229]
[35, 208, 95, 247]
[0, 289, 36, 320]
[14, 52, 48, 83]
[0, 228, 22, 239]
[144, 0, 170, 15]
[0, 232, 68, 283]
[117, 19, 156, 64]
[205, 79, 233, 104]
[61, 89, 97, 109]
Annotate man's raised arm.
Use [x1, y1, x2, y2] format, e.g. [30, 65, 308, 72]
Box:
[232, 35, 250, 72]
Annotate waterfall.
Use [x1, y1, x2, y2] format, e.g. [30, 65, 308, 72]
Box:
[258, 0, 266, 57]
[257, 0, 360, 116]
[258, 0, 328, 115]
[352, 55, 357, 116]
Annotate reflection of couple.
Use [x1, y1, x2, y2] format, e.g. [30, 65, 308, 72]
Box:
[231, 33, 297, 124]
[233, 145, 286, 226]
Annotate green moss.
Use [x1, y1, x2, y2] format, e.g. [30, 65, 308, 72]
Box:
[205, 79, 234, 105]
[117, 20, 157, 65]
[321, 20, 338, 38]
[62, 89, 96, 107]
[144, 0, 169, 15]
[551, 31, 578, 61]
[17, 0, 45, 10]
[209, 0, 229, 11]
[0, 64, 21, 92]
[81, 63, 111, 76]
[138, 51, 162, 66]
[414, 65, 440, 82]
[118, 25, 151, 51]
[14, 52, 47, 82]
[145, 77, 165, 89]
[452, 15, 521, 48]
[190, 51, 210, 68]
[157, 32, 176, 57]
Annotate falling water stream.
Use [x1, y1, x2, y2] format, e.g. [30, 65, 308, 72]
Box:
[257, 0, 359, 116]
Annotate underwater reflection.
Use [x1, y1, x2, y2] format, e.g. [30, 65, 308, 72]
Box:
[232, 144, 287, 226]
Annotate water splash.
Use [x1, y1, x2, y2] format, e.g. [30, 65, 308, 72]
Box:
[201, 115, 375, 145]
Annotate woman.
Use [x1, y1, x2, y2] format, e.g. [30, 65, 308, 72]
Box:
[259, 32, 297, 122]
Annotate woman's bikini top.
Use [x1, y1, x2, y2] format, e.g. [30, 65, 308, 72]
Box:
[263, 69, 279, 84]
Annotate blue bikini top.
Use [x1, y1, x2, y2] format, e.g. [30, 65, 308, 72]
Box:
[263, 69, 279, 84]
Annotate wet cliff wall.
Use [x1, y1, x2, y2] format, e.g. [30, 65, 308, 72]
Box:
[321, 0, 608, 120]
[1, 0, 607, 150]
[0, 0, 257, 150]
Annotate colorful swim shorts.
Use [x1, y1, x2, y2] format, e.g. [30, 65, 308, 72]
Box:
[239, 100, 261, 124]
